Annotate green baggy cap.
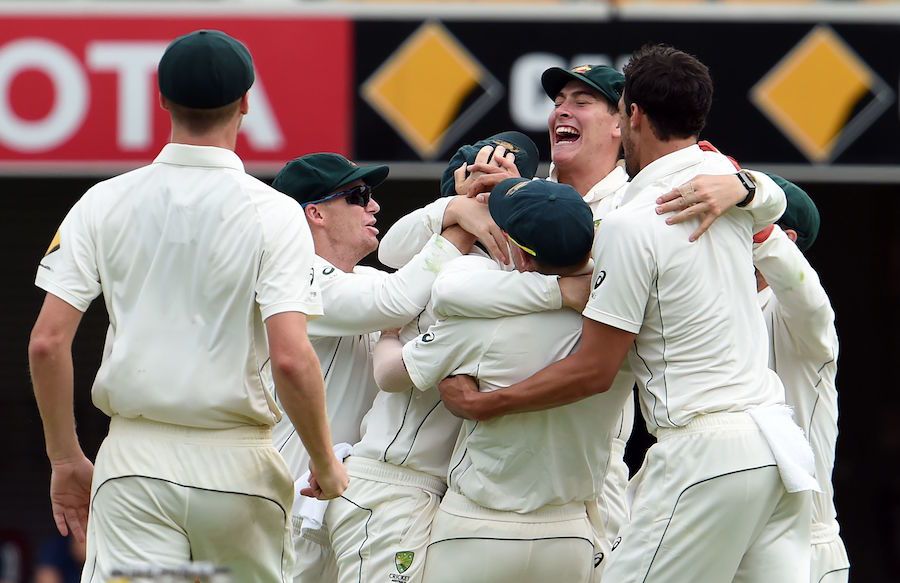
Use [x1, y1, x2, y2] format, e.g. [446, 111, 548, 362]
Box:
[541, 64, 624, 107]
[769, 174, 820, 251]
[272, 153, 389, 206]
[489, 178, 594, 268]
[440, 131, 540, 197]
[158, 30, 255, 109]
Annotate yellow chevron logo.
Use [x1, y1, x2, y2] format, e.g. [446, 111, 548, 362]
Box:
[362, 22, 503, 160]
[751, 25, 893, 162]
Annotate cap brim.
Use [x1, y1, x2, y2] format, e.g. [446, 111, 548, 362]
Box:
[540, 67, 617, 105]
[342, 164, 390, 189]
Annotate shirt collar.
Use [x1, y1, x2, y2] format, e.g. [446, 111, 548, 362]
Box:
[153, 143, 245, 172]
[620, 144, 703, 207]
[547, 163, 629, 204]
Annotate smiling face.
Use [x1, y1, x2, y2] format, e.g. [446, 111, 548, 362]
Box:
[548, 79, 621, 174]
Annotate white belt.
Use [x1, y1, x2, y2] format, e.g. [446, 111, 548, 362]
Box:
[347, 456, 447, 496]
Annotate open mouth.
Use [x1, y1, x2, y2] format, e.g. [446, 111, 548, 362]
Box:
[554, 125, 581, 144]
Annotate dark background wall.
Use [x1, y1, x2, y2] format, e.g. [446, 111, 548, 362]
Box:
[2, 176, 897, 581]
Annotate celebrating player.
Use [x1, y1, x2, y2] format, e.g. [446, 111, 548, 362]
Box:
[753, 178, 849, 582]
[268, 152, 474, 582]
[376, 178, 633, 582]
[440, 43, 816, 582]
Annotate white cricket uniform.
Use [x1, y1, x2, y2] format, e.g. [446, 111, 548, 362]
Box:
[399, 255, 633, 583]
[755, 226, 849, 583]
[586, 144, 815, 583]
[323, 253, 478, 583]
[35, 143, 321, 582]
[271, 234, 462, 583]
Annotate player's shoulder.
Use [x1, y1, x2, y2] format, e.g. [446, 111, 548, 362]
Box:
[698, 149, 740, 176]
[80, 163, 157, 201]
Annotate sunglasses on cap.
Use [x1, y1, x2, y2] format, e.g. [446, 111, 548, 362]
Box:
[302, 184, 373, 208]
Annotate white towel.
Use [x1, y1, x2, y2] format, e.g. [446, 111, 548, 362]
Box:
[292, 443, 353, 535]
[748, 405, 820, 493]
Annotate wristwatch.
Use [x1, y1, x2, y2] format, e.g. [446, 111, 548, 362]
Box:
[735, 170, 756, 207]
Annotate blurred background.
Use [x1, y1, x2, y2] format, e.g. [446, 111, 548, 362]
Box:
[2, 0, 897, 581]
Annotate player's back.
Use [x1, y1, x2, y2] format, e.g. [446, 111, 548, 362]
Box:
[442, 308, 632, 513]
[594, 147, 784, 433]
[82, 150, 309, 429]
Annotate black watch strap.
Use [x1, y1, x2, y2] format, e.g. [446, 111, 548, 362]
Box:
[735, 170, 756, 207]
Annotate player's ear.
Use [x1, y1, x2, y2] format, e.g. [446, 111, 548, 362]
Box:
[239, 92, 250, 115]
[304, 204, 326, 226]
[159, 93, 170, 112]
[784, 228, 799, 243]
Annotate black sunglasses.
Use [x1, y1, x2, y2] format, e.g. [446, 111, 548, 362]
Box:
[303, 184, 373, 208]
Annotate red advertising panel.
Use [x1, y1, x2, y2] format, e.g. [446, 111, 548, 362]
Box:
[0, 16, 352, 172]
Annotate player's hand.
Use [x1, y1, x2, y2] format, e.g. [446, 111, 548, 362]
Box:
[558, 274, 592, 312]
[439, 375, 491, 421]
[446, 196, 508, 264]
[49, 454, 94, 542]
[452, 145, 495, 196]
[656, 174, 749, 242]
[466, 151, 520, 202]
[302, 456, 349, 500]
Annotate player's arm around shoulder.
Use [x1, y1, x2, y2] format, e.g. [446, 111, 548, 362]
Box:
[754, 225, 835, 359]
[439, 315, 635, 421]
[432, 255, 566, 319]
[319, 228, 469, 336]
[378, 197, 454, 268]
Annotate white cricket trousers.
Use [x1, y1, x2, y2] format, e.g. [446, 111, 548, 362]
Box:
[81, 417, 295, 583]
[810, 523, 849, 583]
[291, 517, 338, 583]
[422, 490, 596, 583]
[601, 411, 812, 583]
[324, 457, 444, 583]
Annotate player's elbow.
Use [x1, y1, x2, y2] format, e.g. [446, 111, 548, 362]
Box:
[28, 327, 66, 363]
[270, 344, 317, 383]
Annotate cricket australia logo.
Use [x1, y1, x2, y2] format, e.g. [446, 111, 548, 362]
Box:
[395, 551, 415, 574]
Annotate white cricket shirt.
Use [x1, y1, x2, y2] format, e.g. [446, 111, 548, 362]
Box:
[403, 257, 634, 513]
[755, 226, 841, 535]
[35, 144, 321, 429]
[272, 235, 462, 477]
[584, 145, 788, 434]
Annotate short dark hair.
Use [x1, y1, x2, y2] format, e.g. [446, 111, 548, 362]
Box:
[166, 97, 242, 135]
[622, 44, 712, 141]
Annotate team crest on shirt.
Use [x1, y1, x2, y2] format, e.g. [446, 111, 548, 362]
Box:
[44, 229, 61, 256]
[394, 551, 415, 574]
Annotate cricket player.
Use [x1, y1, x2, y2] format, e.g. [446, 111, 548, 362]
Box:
[440, 44, 816, 582]
[28, 30, 346, 581]
[312, 132, 553, 583]
[268, 153, 475, 583]
[753, 178, 849, 582]
[374, 178, 632, 582]
[383, 65, 787, 552]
